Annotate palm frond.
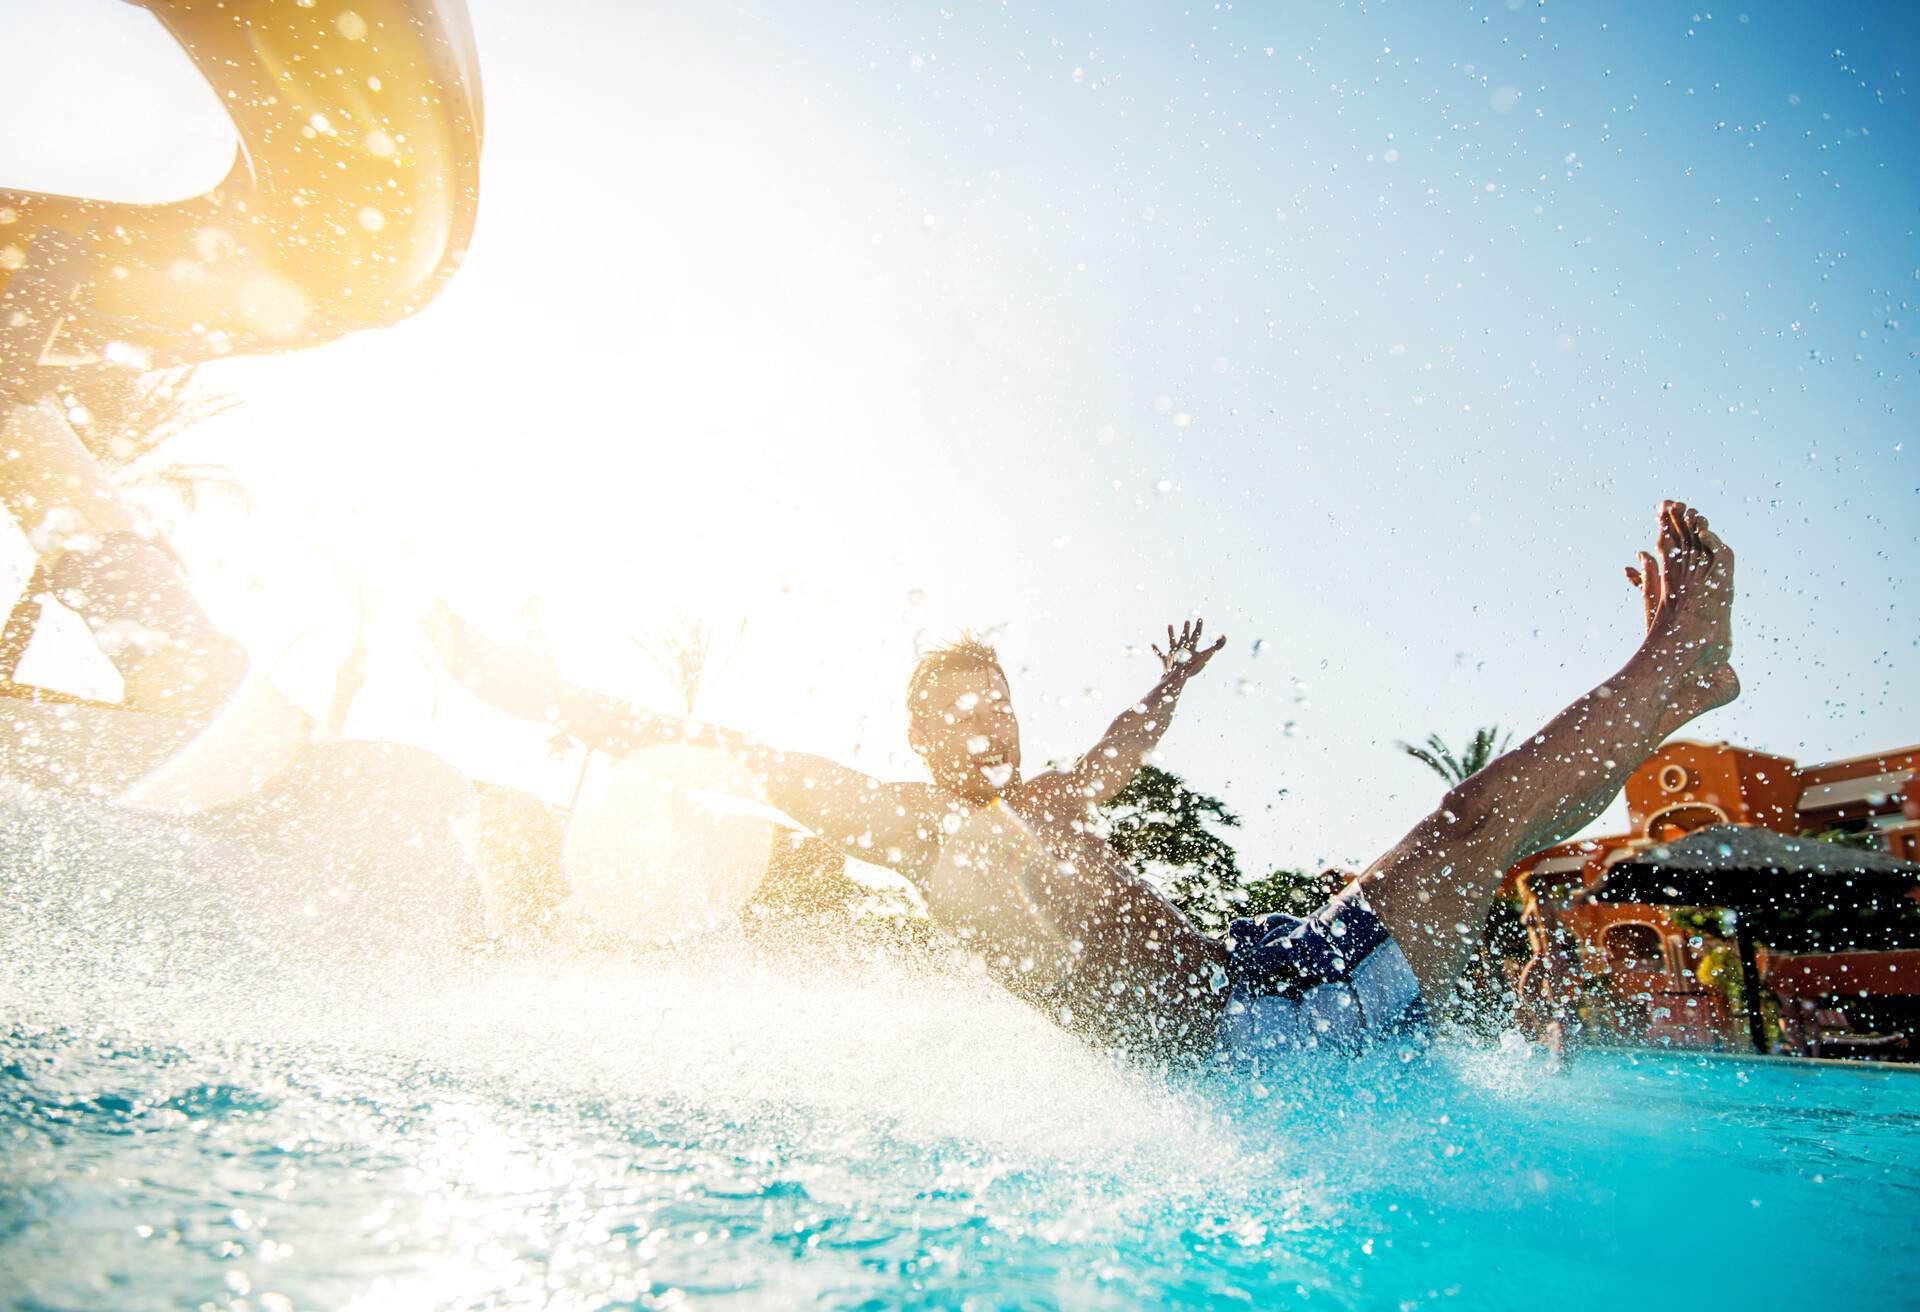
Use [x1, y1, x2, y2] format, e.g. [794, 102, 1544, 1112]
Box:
[141, 463, 253, 513]
[1424, 733, 1466, 782]
[61, 365, 240, 470]
[1461, 726, 1512, 777]
[1397, 741, 1460, 786]
[631, 613, 745, 716]
[1399, 725, 1510, 786]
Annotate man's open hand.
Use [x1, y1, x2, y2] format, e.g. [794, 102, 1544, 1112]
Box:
[1152, 618, 1227, 681]
[424, 599, 566, 723]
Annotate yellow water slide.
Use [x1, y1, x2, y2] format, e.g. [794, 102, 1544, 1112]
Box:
[0, 0, 483, 807]
[0, 0, 482, 376]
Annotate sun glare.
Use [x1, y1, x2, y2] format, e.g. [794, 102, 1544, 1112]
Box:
[163, 153, 934, 796]
[5, 2, 1920, 1307]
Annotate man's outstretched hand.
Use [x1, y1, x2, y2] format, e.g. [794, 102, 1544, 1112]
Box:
[1152, 618, 1227, 681]
[424, 599, 567, 723]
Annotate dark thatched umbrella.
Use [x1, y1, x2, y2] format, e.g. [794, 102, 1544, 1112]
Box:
[1592, 825, 1920, 1052]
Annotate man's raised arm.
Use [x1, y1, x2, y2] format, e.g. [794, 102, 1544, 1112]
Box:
[1057, 618, 1226, 805]
[424, 602, 912, 859]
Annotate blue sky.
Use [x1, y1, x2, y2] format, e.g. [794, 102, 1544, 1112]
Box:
[2, 0, 1914, 872]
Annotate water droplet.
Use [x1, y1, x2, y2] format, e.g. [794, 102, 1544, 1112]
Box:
[103, 340, 152, 370]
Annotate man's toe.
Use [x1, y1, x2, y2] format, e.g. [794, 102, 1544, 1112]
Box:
[1659, 504, 1685, 558]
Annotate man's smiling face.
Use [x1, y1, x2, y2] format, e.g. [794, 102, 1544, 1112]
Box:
[908, 662, 1023, 804]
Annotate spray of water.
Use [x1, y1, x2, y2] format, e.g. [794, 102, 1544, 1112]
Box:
[6, 775, 1909, 1309]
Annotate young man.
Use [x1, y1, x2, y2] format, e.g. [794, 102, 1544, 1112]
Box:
[428, 501, 1738, 1065]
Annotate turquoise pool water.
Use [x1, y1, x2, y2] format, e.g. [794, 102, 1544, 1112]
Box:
[4, 791, 1918, 1310]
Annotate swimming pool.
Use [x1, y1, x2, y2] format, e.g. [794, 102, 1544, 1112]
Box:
[4, 791, 1917, 1310]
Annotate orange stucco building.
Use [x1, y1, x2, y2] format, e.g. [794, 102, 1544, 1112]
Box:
[1503, 740, 1920, 1052]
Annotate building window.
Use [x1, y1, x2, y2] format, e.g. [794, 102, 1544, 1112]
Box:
[1604, 923, 1664, 975]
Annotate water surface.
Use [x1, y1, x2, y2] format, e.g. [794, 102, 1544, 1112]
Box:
[3, 789, 1916, 1310]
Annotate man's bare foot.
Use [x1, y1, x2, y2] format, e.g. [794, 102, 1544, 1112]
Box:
[1622, 500, 1740, 731]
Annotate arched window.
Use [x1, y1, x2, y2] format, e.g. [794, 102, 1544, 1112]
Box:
[1603, 923, 1664, 974]
[1645, 803, 1727, 842]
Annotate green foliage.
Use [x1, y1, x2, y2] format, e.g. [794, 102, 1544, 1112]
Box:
[1803, 826, 1883, 852]
[1097, 763, 1245, 931]
[1231, 867, 1335, 923]
[1396, 726, 1511, 787]
[1095, 766, 1353, 932]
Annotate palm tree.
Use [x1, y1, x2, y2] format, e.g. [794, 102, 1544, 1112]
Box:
[3, 366, 243, 686]
[60, 365, 240, 472]
[631, 613, 745, 716]
[93, 371, 249, 520]
[539, 612, 748, 813]
[131, 462, 252, 514]
[1396, 726, 1511, 787]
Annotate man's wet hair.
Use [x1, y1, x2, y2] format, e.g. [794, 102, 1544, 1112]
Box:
[905, 633, 1004, 727]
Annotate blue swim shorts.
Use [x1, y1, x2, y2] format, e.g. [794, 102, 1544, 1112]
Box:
[1212, 887, 1429, 1060]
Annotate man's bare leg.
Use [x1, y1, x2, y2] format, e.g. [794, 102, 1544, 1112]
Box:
[1360, 501, 1739, 1008]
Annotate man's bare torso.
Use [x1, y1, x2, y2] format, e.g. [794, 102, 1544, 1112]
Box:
[870, 773, 1228, 1055]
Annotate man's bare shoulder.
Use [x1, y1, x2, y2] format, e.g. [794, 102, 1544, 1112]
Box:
[846, 779, 969, 878]
[880, 779, 963, 822]
[1006, 770, 1090, 819]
